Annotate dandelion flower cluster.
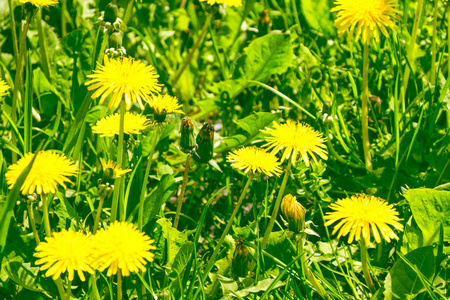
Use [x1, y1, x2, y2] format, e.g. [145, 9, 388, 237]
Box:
[228, 147, 282, 177]
[19, 0, 59, 6]
[263, 121, 327, 166]
[92, 112, 150, 137]
[324, 194, 404, 246]
[200, 0, 242, 7]
[331, 0, 401, 44]
[6, 151, 77, 195]
[100, 158, 131, 178]
[0, 80, 10, 98]
[86, 56, 161, 110]
[90, 221, 157, 277]
[34, 229, 94, 281]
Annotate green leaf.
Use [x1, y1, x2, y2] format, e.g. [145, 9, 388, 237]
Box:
[4, 261, 42, 293]
[244, 33, 293, 82]
[403, 188, 450, 242]
[300, 0, 334, 36]
[142, 174, 176, 226]
[384, 246, 435, 299]
[236, 112, 279, 136]
[85, 105, 108, 124]
[156, 218, 188, 263]
[169, 241, 193, 277]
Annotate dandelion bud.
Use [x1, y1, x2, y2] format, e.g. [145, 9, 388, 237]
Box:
[232, 238, 249, 277]
[98, 181, 114, 199]
[180, 116, 196, 152]
[193, 122, 214, 164]
[281, 194, 306, 233]
[104, 3, 118, 24]
[110, 31, 123, 50]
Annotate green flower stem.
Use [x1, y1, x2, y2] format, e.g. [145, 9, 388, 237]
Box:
[7, 0, 19, 62]
[447, 1, 450, 129]
[110, 100, 126, 223]
[172, 10, 214, 86]
[361, 42, 372, 172]
[88, 274, 101, 300]
[117, 270, 122, 300]
[400, 0, 424, 113]
[297, 233, 327, 299]
[27, 200, 40, 244]
[93, 194, 107, 234]
[61, 0, 67, 37]
[261, 160, 292, 249]
[66, 279, 72, 300]
[430, 0, 438, 85]
[360, 240, 376, 293]
[138, 125, 160, 230]
[11, 11, 32, 163]
[174, 154, 191, 229]
[203, 176, 253, 279]
[37, 8, 51, 79]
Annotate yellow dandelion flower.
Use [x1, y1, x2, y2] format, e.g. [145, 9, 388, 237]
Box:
[91, 221, 157, 277]
[18, 0, 59, 6]
[228, 147, 282, 177]
[0, 80, 10, 98]
[148, 94, 183, 122]
[200, 0, 242, 7]
[281, 194, 306, 233]
[324, 194, 404, 246]
[99, 158, 131, 178]
[34, 229, 94, 281]
[92, 112, 150, 137]
[85, 56, 161, 110]
[262, 120, 327, 166]
[331, 0, 401, 44]
[6, 151, 77, 195]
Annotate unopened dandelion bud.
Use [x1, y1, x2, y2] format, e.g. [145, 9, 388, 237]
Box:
[232, 238, 249, 277]
[281, 194, 306, 233]
[193, 122, 214, 163]
[104, 3, 118, 24]
[180, 116, 196, 152]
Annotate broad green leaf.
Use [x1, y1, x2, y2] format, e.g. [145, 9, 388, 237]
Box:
[404, 188, 450, 242]
[301, 0, 334, 36]
[215, 134, 247, 152]
[4, 261, 42, 293]
[236, 112, 279, 136]
[244, 33, 293, 82]
[85, 105, 108, 124]
[384, 246, 435, 299]
[142, 174, 176, 226]
[156, 218, 188, 263]
[169, 241, 193, 277]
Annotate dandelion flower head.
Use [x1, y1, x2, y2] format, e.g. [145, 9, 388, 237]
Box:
[86, 56, 161, 110]
[100, 158, 131, 178]
[91, 221, 157, 277]
[34, 229, 94, 281]
[200, 0, 242, 7]
[18, 0, 59, 6]
[262, 120, 327, 166]
[331, 0, 401, 44]
[148, 94, 183, 121]
[324, 194, 404, 246]
[6, 150, 77, 195]
[92, 112, 150, 137]
[0, 80, 10, 98]
[228, 147, 282, 177]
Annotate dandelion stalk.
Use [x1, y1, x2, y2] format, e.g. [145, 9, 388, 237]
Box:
[93, 194, 107, 234]
[172, 10, 214, 85]
[174, 154, 191, 229]
[360, 240, 376, 293]
[261, 160, 292, 249]
[361, 42, 372, 172]
[27, 199, 40, 244]
[203, 176, 253, 278]
[297, 233, 327, 298]
[430, 0, 438, 85]
[138, 125, 160, 230]
[36, 8, 51, 79]
[110, 99, 126, 223]
[447, 1, 450, 129]
[11, 11, 32, 163]
[117, 270, 122, 300]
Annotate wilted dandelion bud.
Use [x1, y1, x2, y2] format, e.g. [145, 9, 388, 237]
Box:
[104, 3, 118, 24]
[193, 122, 214, 163]
[180, 116, 196, 152]
[281, 194, 306, 233]
[232, 238, 249, 277]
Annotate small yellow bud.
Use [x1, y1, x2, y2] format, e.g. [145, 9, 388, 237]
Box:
[281, 194, 306, 233]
